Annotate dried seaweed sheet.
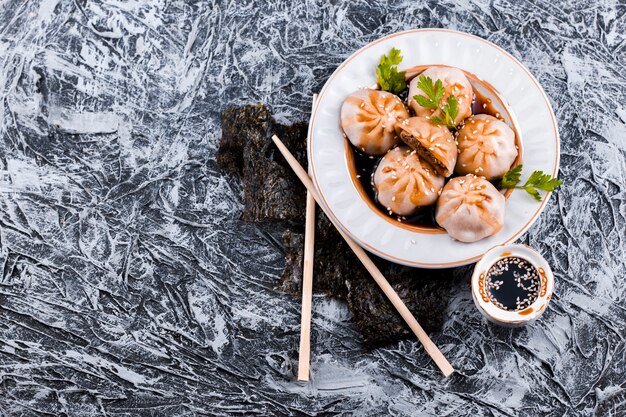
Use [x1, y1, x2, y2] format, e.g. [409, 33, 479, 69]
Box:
[219, 104, 308, 225]
[217, 104, 459, 347]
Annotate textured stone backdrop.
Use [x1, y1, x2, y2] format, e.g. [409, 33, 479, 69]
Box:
[0, 0, 625, 416]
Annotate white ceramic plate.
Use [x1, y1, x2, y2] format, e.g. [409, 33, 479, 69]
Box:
[308, 29, 560, 268]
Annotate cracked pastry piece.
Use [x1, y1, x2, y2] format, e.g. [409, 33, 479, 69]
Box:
[396, 116, 457, 177]
[408, 66, 473, 125]
[373, 146, 445, 216]
[455, 114, 518, 180]
[435, 175, 505, 243]
[340, 89, 409, 156]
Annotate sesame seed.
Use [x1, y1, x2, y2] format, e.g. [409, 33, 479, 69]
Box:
[429, 146, 434, 150]
[392, 196, 396, 201]
[483, 103, 486, 108]
[472, 130, 478, 134]
[411, 239, 416, 244]
[360, 102, 365, 108]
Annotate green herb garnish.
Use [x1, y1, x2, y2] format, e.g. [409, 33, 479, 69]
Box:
[414, 75, 459, 128]
[500, 164, 523, 188]
[414, 75, 444, 109]
[431, 95, 459, 128]
[499, 164, 562, 201]
[376, 48, 406, 94]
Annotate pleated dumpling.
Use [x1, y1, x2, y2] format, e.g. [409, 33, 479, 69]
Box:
[408, 66, 473, 125]
[341, 89, 409, 156]
[396, 116, 457, 177]
[373, 146, 445, 216]
[435, 175, 505, 242]
[455, 114, 518, 180]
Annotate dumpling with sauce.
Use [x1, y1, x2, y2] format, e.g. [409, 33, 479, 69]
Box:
[396, 116, 457, 177]
[435, 175, 505, 242]
[408, 66, 473, 125]
[373, 146, 445, 216]
[455, 114, 518, 180]
[340, 89, 409, 156]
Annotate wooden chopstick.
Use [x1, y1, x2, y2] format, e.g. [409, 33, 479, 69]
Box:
[297, 94, 318, 382]
[272, 134, 455, 377]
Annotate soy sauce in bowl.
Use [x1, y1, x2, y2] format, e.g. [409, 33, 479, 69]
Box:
[485, 256, 540, 312]
[471, 244, 554, 327]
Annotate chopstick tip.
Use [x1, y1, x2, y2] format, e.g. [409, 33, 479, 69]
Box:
[441, 365, 455, 377]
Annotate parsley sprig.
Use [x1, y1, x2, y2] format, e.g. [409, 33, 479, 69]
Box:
[499, 164, 562, 201]
[376, 48, 406, 94]
[414, 75, 444, 108]
[431, 96, 459, 128]
[414, 75, 459, 128]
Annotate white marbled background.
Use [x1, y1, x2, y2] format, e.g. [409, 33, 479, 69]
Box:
[0, 0, 625, 416]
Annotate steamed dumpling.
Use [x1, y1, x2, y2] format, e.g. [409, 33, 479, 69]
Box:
[396, 116, 457, 177]
[373, 146, 445, 216]
[435, 175, 505, 242]
[341, 89, 409, 156]
[455, 114, 518, 180]
[408, 66, 473, 125]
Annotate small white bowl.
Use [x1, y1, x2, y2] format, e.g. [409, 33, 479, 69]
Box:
[471, 244, 554, 327]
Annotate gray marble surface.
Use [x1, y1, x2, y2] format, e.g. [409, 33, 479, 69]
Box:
[1, 1, 625, 416]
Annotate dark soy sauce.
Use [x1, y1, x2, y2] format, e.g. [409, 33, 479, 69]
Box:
[485, 256, 540, 311]
[349, 84, 500, 229]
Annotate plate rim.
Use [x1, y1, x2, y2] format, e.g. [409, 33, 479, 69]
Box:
[307, 28, 561, 268]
